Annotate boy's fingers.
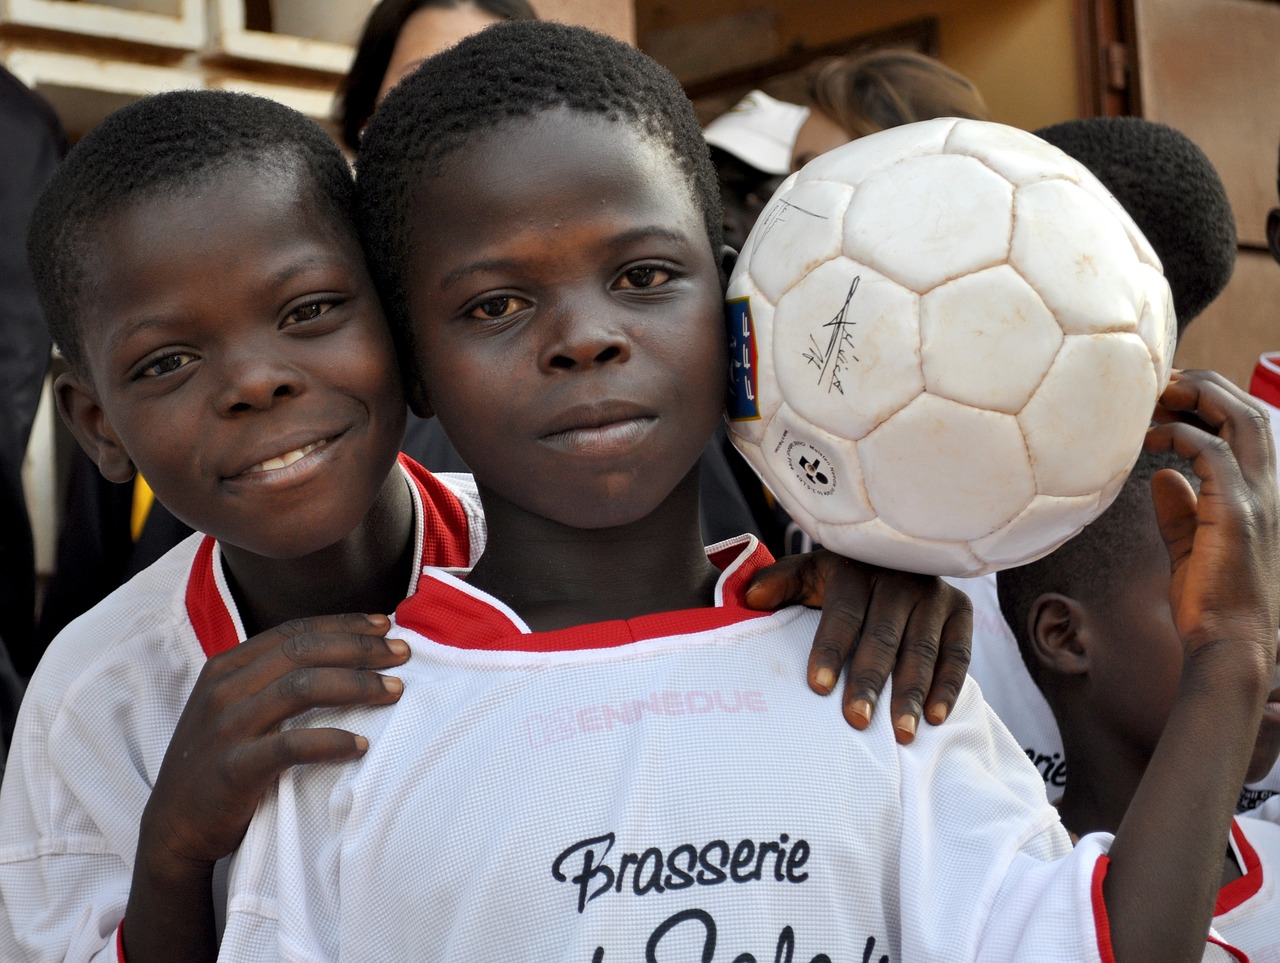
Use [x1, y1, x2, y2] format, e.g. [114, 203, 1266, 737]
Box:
[218, 612, 394, 670]
[1156, 371, 1275, 485]
[235, 727, 372, 785]
[840, 578, 913, 732]
[923, 595, 972, 727]
[883, 580, 960, 743]
[803, 558, 872, 695]
[745, 553, 819, 611]
[230, 666, 406, 734]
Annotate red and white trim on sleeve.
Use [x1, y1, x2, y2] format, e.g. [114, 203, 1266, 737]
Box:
[1216, 819, 1263, 916]
[1091, 855, 1116, 963]
[1248, 352, 1280, 410]
[184, 457, 472, 658]
[1089, 833, 1257, 963]
[394, 534, 776, 652]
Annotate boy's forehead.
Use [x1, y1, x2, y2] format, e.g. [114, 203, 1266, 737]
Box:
[407, 108, 708, 245]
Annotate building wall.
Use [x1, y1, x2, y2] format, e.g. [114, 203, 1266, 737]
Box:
[637, 0, 1081, 132]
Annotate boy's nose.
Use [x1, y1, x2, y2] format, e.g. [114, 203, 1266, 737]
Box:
[540, 309, 631, 372]
[214, 355, 302, 413]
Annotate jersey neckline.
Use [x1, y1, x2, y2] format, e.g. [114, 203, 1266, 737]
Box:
[185, 455, 471, 659]
[393, 534, 776, 653]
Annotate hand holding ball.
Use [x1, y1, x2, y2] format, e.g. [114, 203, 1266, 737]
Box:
[726, 118, 1174, 576]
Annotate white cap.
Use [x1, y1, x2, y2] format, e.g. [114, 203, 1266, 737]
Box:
[703, 90, 810, 176]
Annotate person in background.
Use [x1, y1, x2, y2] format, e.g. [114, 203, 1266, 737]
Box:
[0, 66, 63, 720]
[335, 0, 537, 154]
[790, 48, 990, 172]
[702, 89, 809, 253]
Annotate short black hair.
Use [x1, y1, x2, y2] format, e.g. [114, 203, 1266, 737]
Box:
[28, 89, 357, 379]
[996, 448, 1196, 689]
[334, 0, 537, 151]
[357, 19, 723, 356]
[1034, 117, 1236, 336]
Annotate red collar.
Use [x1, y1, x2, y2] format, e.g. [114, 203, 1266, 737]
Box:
[394, 535, 776, 653]
[186, 455, 470, 658]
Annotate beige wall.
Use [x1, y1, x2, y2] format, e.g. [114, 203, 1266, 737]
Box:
[534, 0, 634, 43]
[637, 0, 1081, 132]
[1134, 0, 1280, 387]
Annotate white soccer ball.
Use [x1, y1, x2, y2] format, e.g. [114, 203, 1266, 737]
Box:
[725, 117, 1175, 577]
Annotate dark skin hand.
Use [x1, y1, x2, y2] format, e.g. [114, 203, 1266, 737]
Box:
[745, 552, 973, 744]
[1104, 370, 1278, 961]
[121, 613, 409, 963]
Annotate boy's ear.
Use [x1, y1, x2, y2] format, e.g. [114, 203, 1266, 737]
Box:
[719, 244, 739, 292]
[1267, 207, 1280, 264]
[54, 371, 136, 484]
[404, 372, 435, 420]
[1026, 593, 1091, 677]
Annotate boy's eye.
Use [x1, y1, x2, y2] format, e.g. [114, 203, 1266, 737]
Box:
[286, 301, 334, 324]
[469, 296, 527, 320]
[616, 266, 672, 289]
[139, 352, 196, 378]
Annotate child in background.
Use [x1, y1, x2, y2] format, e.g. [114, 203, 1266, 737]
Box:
[220, 22, 1279, 961]
[997, 446, 1280, 954]
[0, 90, 971, 963]
[943, 116, 1280, 812]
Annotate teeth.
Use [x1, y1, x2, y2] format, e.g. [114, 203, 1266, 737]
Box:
[246, 440, 325, 474]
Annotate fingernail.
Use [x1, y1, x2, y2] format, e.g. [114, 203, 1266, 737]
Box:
[925, 702, 949, 725]
[847, 698, 873, 728]
[894, 713, 917, 743]
[354, 735, 369, 752]
[387, 638, 409, 657]
[381, 675, 403, 694]
[366, 613, 389, 627]
[814, 666, 836, 693]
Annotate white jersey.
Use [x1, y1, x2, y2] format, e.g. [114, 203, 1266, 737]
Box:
[0, 458, 484, 963]
[221, 535, 1124, 963]
[1212, 817, 1280, 960]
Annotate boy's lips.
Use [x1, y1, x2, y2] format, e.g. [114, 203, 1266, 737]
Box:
[540, 402, 658, 455]
[227, 432, 341, 479]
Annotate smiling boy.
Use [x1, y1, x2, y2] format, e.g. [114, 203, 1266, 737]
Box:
[0, 92, 486, 963]
[218, 22, 1280, 961]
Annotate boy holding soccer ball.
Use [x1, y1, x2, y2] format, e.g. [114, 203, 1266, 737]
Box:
[996, 442, 1280, 954]
[219, 21, 1279, 961]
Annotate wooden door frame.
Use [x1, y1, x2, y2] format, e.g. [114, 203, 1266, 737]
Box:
[1074, 0, 1140, 117]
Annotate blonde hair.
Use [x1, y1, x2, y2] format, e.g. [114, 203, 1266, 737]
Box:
[806, 49, 989, 139]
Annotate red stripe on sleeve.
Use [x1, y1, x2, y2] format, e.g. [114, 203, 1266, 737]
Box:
[116, 921, 127, 962]
[1215, 820, 1263, 916]
[1091, 855, 1116, 963]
